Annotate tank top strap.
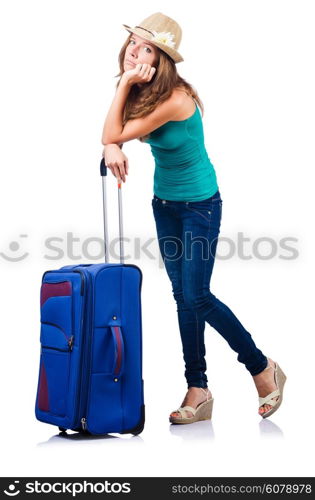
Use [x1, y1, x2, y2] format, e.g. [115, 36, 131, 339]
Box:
[192, 96, 199, 111]
[173, 89, 199, 114]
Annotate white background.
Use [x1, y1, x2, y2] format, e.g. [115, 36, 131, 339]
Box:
[0, 0, 314, 477]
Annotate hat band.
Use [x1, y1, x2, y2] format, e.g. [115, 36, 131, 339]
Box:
[134, 26, 155, 37]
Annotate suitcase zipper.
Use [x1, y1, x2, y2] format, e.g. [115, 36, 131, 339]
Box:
[73, 269, 85, 296]
[81, 417, 87, 431]
[68, 335, 74, 350]
[72, 268, 93, 430]
[78, 271, 94, 431]
[72, 269, 87, 424]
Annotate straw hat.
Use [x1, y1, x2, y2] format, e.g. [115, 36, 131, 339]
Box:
[122, 12, 183, 64]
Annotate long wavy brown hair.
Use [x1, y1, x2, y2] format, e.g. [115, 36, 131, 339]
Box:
[115, 34, 204, 142]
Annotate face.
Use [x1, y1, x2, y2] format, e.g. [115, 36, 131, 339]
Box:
[124, 33, 159, 71]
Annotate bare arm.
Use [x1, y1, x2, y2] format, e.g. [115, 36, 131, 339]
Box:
[101, 64, 184, 145]
[102, 76, 131, 145]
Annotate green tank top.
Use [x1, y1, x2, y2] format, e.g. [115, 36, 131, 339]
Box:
[145, 98, 219, 201]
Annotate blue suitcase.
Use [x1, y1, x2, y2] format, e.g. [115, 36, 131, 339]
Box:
[35, 160, 144, 435]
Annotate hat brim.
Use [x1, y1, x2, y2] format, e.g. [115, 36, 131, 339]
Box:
[122, 24, 184, 63]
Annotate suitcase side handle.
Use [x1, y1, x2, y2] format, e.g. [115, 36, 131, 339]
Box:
[110, 325, 125, 380]
[100, 158, 124, 265]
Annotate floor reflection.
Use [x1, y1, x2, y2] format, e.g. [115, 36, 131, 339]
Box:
[259, 419, 284, 438]
[169, 420, 215, 441]
[37, 431, 144, 446]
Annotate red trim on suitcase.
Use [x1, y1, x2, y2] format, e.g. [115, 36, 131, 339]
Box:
[38, 359, 49, 412]
[113, 326, 122, 375]
[40, 281, 72, 307]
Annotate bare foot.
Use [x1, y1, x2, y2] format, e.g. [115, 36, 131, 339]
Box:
[253, 358, 279, 416]
[170, 387, 212, 419]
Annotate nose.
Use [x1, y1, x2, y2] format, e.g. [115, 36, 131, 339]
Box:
[129, 44, 139, 59]
[129, 49, 137, 59]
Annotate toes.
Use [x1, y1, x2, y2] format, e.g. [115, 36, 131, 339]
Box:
[259, 404, 272, 414]
[170, 411, 184, 418]
[259, 396, 279, 415]
[170, 410, 193, 419]
[262, 404, 271, 413]
[170, 412, 179, 418]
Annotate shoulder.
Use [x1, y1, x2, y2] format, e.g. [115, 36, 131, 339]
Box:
[171, 87, 195, 111]
[170, 88, 190, 105]
[154, 89, 189, 120]
[158, 89, 187, 107]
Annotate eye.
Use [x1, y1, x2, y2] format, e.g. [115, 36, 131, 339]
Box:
[144, 47, 152, 53]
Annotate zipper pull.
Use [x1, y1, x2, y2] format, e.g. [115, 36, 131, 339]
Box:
[68, 336, 74, 350]
[81, 417, 87, 431]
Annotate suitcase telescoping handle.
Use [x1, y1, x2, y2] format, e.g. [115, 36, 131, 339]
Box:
[100, 158, 124, 264]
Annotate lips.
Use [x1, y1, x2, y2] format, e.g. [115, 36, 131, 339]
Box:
[125, 60, 136, 66]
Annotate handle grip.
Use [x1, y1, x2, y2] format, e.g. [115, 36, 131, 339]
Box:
[110, 326, 125, 379]
[100, 157, 107, 177]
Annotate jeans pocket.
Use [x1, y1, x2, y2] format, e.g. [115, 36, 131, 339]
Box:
[186, 205, 212, 222]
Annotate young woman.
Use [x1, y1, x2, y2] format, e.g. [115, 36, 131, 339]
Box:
[102, 12, 286, 423]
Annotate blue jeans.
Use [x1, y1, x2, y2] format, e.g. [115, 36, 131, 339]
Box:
[151, 189, 268, 388]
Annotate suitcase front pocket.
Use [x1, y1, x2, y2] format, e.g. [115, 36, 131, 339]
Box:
[37, 280, 73, 418]
[37, 348, 71, 417]
[40, 281, 73, 345]
[40, 323, 73, 351]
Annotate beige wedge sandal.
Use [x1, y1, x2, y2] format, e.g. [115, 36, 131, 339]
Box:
[169, 388, 214, 424]
[258, 361, 287, 418]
